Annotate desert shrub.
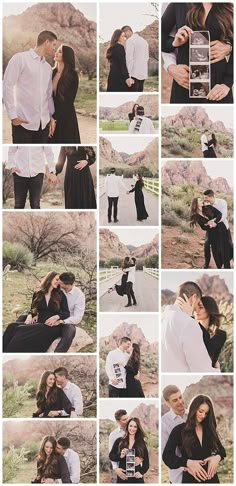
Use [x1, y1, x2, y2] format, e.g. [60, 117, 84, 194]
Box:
[173, 200, 189, 218]
[3, 447, 28, 483]
[176, 235, 189, 244]
[180, 222, 194, 233]
[23, 440, 39, 461]
[26, 378, 39, 399]
[3, 241, 34, 270]
[145, 254, 159, 268]
[168, 142, 183, 156]
[218, 301, 233, 372]
[178, 139, 194, 152]
[3, 383, 30, 418]
[162, 210, 179, 226]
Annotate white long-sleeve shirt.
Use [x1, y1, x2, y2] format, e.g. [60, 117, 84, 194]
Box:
[104, 174, 127, 198]
[109, 427, 125, 470]
[64, 448, 80, 483]
[214, 198, 229, 229]
[63, 286, 85, 326]
[7, 146, 55, 177]
[126, 265, 136, 284]
[105, 348, 129, 388]
[62, 381, 83, 417]
[3, 48, 54, 130]
[129, 116, 156, 134]
[201, 134, 209, 152]
[162, 51, 177, 72]
[161, 305, 219, 372]
[125, 33, 149, 80]
[161, 410, 187, 484]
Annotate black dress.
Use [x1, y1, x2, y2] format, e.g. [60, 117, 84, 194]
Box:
[109, 437, 149, 483]
[125, 363, 145, 398]
[56, 146, 96, 209]
[162, 422, 226, 483]
[4, 290, 69, 353]
[161, 3, 233, 103]
[51, 69, 81, 143]
[196, 205, 231, 268]
[33, 454, 71, 483]
[115, 272, 128, 296]
[107, 44, 129, 92]
[129, 181, 149, 221]
[207, 139, 217, 158]
[199, 324, 227, 368]
[33, 387, 73, 418]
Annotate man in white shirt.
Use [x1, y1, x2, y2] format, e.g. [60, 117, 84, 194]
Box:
[121, 26, 149, 92]
[200, 130, 210, 158]
[161, 385, 187, 483]
[3, 30, 57, 143]
[104, 168, 127, 223]
[109, 409, 128, 481]
[124, 258, 137, 307]
[54, 366, 83, 417]
[7, 146, 57, 209]
[56, 272, 86, 352]
[105, 336, 131, 397]
[203, 189, 233, 269]
[57, 437, 80, 483]
[128, 106, 156, 134]
[161, 281, 219, 372]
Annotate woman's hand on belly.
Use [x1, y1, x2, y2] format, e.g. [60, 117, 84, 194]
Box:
[207, 84, 230, 101]
[203, 455, 221, 479]
[210, 40, 232, 64]
[75, 160, 88, 170]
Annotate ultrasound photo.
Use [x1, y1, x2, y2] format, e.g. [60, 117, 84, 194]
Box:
[190, 64, 210, 80]
[190, 82, 210, 98]
[190, 47, 209, 63]
[190, 31, 210, 45]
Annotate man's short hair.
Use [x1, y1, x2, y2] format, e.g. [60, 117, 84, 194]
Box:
[137, 106, 144, 116]
[54, 367, 69, 379]
[204, 129, 209, 133]
[119, 336, 131, 345]
[59, 272, 75, 285]
[163, 385, 181, 402]
[37, 31, 57, 46]
[203, 189, 214, 197]
[115, 409, 127, 421]
[131, 257, 136, 263]
[121, 25, 133, 33]
[177, 281, 202, 299]
[57, 437, 70, 449]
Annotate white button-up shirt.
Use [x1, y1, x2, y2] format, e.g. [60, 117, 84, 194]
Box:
[105, 348, 130, 388]
[214, 198, 229, 229]
[7, 146, 55, 177]
[3, 48, 54, 130]
[125, 33, 149, 80]
[104, 174, 127, 198]
[126, 265, 136, 284]
[62, 286, 85, 326]
[62, 381, 83, 417]
[129, 116, 156, 134]
[109, 427, 125, 470]
[201, 134, 209, 152]
[64, 448, 80, 483]
[162, 409, 187, 484]
[161, 305, 218, 372]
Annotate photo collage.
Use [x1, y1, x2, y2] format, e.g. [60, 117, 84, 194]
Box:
[0, 1, 235, 484]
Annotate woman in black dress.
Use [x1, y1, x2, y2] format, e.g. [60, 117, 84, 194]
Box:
[33, 371, 72, 418]
[50, 44, 80, 143]
[207, 134, 217, 158]
[106, 29, 131, 91]
[32, 435, 71, 483]
[128, 174, 149, 222]
[161, 3, 233, 103]
[3, 271, 70, 353]
[163, 395, 226, 483]
[125, 344, 145, 398]
[108, 257, 130, 296]
[109, 417, 149, 483]
[190, 197, 231, 268]
[56, 146, 96, 209]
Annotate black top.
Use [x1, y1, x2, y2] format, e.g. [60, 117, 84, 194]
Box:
[33, 387, 73, 418]
[129, 181, 144, 194]
[109, 437, 149, 477]
[196, 205, 222, 232]
[161, 3, 233, 103]
[199, 324, 227, 367]
[31, 290, 70, 324]
[107, 43, 129, 92]
[36, 454, 71, 483]
[125, 363, 145, 398]
[163, 422, 226, 483]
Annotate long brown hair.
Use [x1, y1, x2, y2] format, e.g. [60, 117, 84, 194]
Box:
[106, 29, 123, 61]
[126, 343, 141, 372]
[53, 44, 78, 100]
[36, 371, 58, 411]
[190, 198, 200, 227]
[119, 417, 147, 457]
[182, 395, 221, 457]
[37, 436, 58, 479]
[137, 173, 144, 187]
[122, 256, 130, 269]
[201, 296, 225, 335]
[186, 3, 233, 42]
[31, 271, 61, 314]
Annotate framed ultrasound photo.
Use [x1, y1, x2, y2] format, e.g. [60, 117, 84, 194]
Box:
[189, 30, 211, 98]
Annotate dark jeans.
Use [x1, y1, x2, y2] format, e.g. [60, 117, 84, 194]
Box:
[13, 173, 44, 209]
[126, 282, 137, 305]
[12, 123, 49, 144]
[108, 196, 119, 222]
[54, 324, 76, 353]
[108, 385, 126, 398]
[130, 77, 145, 92]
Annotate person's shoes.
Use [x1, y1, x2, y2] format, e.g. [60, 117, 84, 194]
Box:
[133, 302, 137, 306]
[114, 219, 119, 223]
[125, 303, 132, 307]
[108, 287, 114, 293]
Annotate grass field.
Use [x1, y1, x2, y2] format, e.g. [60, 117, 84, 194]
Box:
[100, 120, 159, 131]
[99, 74, 159, 92]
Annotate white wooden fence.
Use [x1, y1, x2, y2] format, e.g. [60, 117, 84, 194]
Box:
[99, 267, 122, 282]
[143, 267, 159, 279]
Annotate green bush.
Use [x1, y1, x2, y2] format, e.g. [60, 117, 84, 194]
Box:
[3, 241, 34, 271]
[3, 446, 28, 483]
[23, 440, 39, 461]
[3, 383, 30, 418]
[145, 254, 159, 269]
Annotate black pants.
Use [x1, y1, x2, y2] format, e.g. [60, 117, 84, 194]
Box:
[126, 282, 136, 305]
[13, 173, 44, 209]
[108, 197, 118, 222]
[204, 233, 211, 267]
[108, 385, 126, 398]
[12, 123, 49, 144]
[203, 150, 211, 158]
[130, 77, 145, 92]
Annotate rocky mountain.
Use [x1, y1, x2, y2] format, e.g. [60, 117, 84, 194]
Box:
[162, 106, 230, 133]
[3, 3, 96, 74]
[162, 160, 232, 194]
[100, 229, 158, 260]
[100, 95, 158, 120]
[131, 403, 158, 430]
[100, 322, 152, 349]
[161, 274, 233, 305]
[100, 137, 158, 175]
